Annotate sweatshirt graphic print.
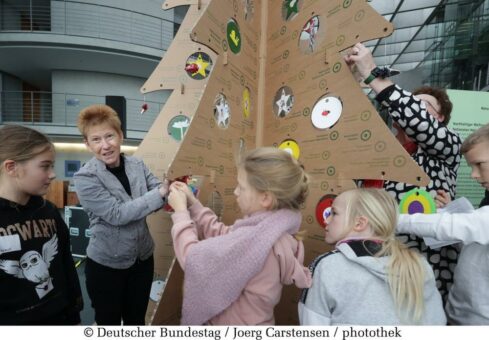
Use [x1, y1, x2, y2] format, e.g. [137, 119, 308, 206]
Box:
[0, 196, 82, 324]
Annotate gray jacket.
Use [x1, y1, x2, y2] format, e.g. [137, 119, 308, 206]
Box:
[74, 155, 165, 269]
[299, 239, 447, 325]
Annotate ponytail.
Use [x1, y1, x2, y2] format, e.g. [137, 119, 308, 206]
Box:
[345, 188, 427, 322]
[379, 238, 425, 322]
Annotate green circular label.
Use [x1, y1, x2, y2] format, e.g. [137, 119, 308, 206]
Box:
[361, 130, 371, 141]
[333, 62, 342, 73]
[167, 115, 190, 142]
[227, 19, 241, 54]
[361, 110, 372, 121]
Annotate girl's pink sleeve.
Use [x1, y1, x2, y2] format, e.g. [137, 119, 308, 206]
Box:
[170, 202, 231, 269]
[188, 201, 231, 238]
[170, 211, 198, 269]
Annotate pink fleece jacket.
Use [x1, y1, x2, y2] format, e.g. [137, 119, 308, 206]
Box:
[171, 201, 312, 325]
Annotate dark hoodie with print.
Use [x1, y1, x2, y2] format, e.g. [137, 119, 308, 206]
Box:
[0, 196, 83, 325]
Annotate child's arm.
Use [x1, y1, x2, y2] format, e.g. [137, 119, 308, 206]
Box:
[170, 211, 198, 269]
[170, 181, 231, 238]
[169, 188, 231, 269]
[299, 260, 332, 325]
[188, 201, 231, 238]
[398, 206, 489, 245]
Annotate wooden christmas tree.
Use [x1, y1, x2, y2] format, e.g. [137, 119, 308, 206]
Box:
[135, 0, 429, 324]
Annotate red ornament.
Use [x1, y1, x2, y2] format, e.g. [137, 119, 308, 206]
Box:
[315, 194, 336, 228]
[185, 63, 199, 74]
[140, 103, 148, 115]
[362, 179, 385, 189]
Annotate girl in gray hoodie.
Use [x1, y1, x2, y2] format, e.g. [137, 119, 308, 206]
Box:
[299, 188, 446, 325]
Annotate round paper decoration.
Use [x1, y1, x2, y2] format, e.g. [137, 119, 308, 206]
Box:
[315, 194, 336, 228]
[213, 93, 231, 129]
[185, 52, 213, 80]
[279, 139, 300, 159]
[149, 280, 165, 302]
[282, 0, 302, 21]
[299, 16, 320, 54]
[273, 86, 294, 118]
[227, 18, 241, 54]
[167, 115, 191, 141]
[242, 87, 251, 119]
[311, 96, 342, 130]
[399, 188, 436, 215]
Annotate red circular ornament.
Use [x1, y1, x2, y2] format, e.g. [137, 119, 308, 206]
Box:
[315, 194, 336, 228]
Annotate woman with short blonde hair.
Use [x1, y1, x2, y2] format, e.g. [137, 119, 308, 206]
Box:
[74, 104, 168, 325]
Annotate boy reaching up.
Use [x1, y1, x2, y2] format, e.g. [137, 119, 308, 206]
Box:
[397, 123, 489, 325]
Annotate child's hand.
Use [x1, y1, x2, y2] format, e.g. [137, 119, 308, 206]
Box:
[168, 186, 188, 212]
[170, 181, 198, 206]
[435, 190, 452, 209]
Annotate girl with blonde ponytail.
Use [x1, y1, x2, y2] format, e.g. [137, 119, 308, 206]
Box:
[299, 188, 446, 325]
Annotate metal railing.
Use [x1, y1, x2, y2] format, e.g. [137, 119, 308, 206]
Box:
[0, 0, 174, 50]
[0, 91, 164, 134]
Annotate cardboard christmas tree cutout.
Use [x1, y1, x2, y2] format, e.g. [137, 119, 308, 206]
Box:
[136, 0, 429, 325]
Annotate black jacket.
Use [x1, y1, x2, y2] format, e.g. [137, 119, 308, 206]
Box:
[0, 196, 83, 325]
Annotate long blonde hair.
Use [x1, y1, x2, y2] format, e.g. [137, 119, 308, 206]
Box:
[240, 147, 309, 210]
[343, 188, 426, 322]
[0, 125, 54, 175]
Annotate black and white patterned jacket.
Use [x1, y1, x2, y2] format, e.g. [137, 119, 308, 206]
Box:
[377, 84, 461, 199]
[376, 84, 462, 304]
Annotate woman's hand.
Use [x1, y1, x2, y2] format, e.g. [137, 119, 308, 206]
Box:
[170, 181, 198, 206]
[343, 42, 394, 94]
[435, 190, 452, 209]
[168, 186, 188, 212]
[159, 178, 169, 198]
[344, 42, 377, 79]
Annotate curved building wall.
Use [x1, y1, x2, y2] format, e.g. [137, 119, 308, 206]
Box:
[0, 0, 177, 140]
